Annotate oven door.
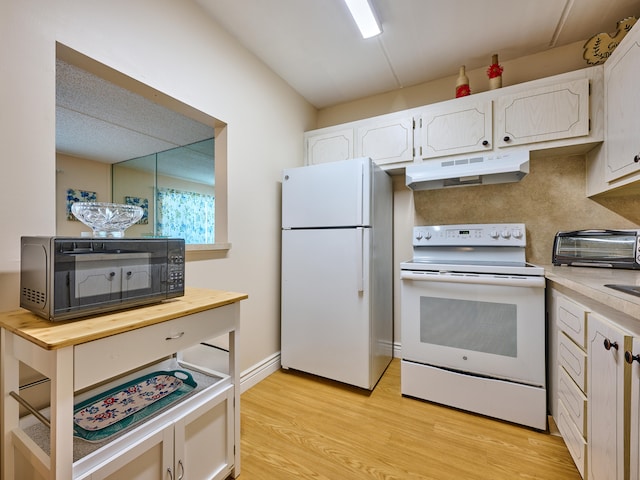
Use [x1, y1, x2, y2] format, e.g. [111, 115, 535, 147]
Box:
[400, 270, 546, 387]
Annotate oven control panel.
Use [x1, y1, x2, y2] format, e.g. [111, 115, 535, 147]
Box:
[413, 223, 526, 247]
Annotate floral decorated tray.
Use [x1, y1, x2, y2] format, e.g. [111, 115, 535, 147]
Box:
[73, 370, 197, 442]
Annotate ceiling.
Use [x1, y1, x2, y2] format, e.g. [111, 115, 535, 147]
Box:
[195, 0, 640, 108]
[56, 0, 640, 172]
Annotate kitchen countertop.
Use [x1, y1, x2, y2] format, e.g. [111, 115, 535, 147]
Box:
[0, 287, 248, 350]
[543, 264, 640, 329]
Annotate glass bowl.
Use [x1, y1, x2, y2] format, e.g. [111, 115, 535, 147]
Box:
[71, 202, 144, 238]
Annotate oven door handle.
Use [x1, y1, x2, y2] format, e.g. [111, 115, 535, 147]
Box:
[400, 271, 546, 288]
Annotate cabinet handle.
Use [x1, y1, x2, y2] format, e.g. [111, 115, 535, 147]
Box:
[634, 154, 640, 163]
[625, 351, 640, 364]
[503, 136, 511, 142]
[177, 460, 185, 480]
[482, 140, 489, 146]
[167, 467, 174, 480]
[604, 338, 619, 351]
[165, 332, 185, 340]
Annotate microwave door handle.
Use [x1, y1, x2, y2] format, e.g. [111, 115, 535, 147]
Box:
[161, 264, 167, 285]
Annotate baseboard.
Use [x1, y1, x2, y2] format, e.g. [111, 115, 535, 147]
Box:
[240, 351, 281, 393]
[240, 345, 403, 393]
[393, 341, 402, 359]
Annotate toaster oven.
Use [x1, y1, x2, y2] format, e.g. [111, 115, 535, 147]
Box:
[552, 229, 640, 269]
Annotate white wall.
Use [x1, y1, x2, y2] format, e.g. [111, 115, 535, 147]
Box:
[1, 0, 317, 373]
[317, 41, 589, 128]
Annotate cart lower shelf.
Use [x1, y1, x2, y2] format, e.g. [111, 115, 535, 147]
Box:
[19, 359, 226, 463]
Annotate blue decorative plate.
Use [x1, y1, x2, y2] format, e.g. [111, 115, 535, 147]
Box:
[73, 370, 197, 442]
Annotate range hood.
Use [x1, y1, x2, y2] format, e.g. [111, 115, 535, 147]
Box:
[406, 150, 530, 191]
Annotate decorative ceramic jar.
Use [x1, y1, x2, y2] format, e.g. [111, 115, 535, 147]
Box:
[455, 65, 470, 98]
[487, 54, 503, 90]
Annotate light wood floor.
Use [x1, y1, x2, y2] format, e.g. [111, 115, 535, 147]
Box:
[240, 359, 581, 479]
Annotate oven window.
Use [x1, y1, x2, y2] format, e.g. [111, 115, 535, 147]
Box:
[419, 297, 517, 357]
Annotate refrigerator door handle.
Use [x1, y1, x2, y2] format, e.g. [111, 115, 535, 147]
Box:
[356, 227, 364, 293]
[357, 162, 364, 225]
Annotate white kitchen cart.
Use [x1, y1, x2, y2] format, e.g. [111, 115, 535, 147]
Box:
[0, 288, 247, 480]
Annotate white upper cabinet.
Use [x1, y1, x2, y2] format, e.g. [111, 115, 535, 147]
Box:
[356, 112, 414, 165]
[305, 127, 354, 165]
[304, 66, 602, 171]
[496, 78, 590, 148]
[419, 100, 492, 159]
[603, 22, 640, 183]
[586, 20, 640, 195]
[305, 111, 414, 166]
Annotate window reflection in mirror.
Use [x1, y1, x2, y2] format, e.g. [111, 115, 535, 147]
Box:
[112, 138, 215, 244]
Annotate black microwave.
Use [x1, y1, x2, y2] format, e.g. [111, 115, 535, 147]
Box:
[20, 237, 185, 321]
[552, 229, 640, 269]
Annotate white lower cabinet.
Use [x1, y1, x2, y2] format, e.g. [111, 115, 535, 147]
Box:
[551, 291, 589, 478]
[629, 337, 640, 480]
[550, 288, 638, 480]
[84, 427, 171, 480]
[81, 386, 233, 480]
[587, 311, 631, 480]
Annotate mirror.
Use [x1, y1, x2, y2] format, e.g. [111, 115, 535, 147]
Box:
[55, 44, 224, 245]
[112, 138, 215, 243]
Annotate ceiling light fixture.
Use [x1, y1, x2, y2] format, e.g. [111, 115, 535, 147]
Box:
[343, 0, 381, 39]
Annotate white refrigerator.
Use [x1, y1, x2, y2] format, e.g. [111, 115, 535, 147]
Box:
[281, 157, 393, 390]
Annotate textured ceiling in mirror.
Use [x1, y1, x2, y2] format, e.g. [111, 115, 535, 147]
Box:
[56, 59, 215, 183]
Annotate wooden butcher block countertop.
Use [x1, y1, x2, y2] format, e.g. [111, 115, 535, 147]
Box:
[0, 288, 248, 350]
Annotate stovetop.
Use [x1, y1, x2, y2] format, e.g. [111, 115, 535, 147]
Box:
[404, 223, 543, 276]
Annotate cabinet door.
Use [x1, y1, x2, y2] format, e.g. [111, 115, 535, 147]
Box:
[587, 313, 630, 480]
[630, 337, 640, 480]
[420, 100, 492, 159]
[356, 113, 414, 165]
[604, 22, 640, 182]
[496, 78, 589, 148]
[304, 127, 354, 165]
[89, 427, 173, 480]
[174, 387, 234, 480]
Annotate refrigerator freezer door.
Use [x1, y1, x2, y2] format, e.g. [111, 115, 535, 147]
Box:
[282, 157, 371, 228]
[281, 227, 373, 388]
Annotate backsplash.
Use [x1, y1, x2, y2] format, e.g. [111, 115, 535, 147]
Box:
[411, 152, 639, 265]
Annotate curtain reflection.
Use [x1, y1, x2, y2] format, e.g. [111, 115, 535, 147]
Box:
[157, 188, 215, 244]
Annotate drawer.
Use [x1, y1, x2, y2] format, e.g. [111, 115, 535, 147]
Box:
[558, 330, 588, 392]
[74, 303, 238, 390]
[556, 398, 587, 479]
[557, 365, 587, 436]
[556, 295, 588, 349]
